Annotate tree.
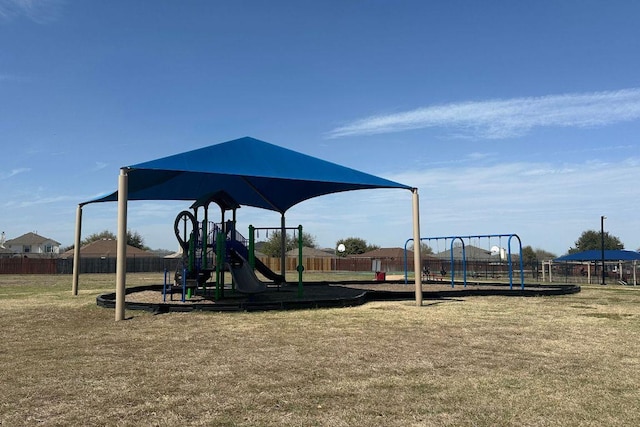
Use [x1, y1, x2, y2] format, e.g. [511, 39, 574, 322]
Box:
[568, 230, 623, 254]
[260, 230, 317, 257]
[64, 229, 149, 251]
[81, 230, 116, 246]
[521, 245, 537, 266]
[407, 241, 434, 255]
[335, 237, 379, 256]
[126, 230, 146, 250]
[534, 248, 557, 260]
[518, 246, 556, 263]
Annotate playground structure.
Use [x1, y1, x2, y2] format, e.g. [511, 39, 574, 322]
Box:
[404, 234, 525, 289]
[163, 191, 304, 302]
[72, 137, 426, 321]
[96, 222, 582, 314]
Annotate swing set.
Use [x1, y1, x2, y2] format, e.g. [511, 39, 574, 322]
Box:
[403, 233, 525, 289]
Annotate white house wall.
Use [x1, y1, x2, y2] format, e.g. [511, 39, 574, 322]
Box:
[6, 241, 60, 255]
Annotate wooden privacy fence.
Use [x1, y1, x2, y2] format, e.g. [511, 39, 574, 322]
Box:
[0, 258, 57, 274]
[258, 256, 376, 272]
[0, 257, 181, 275]
[60, 257, 182, 274]
[0, 256, 413, 274]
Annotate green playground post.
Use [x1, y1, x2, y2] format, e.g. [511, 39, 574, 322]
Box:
[201, 215, 208, 295]
[215, 231, 225, 300]
[248, 225, 255, 269]
[202, 216, 208, 270]
[188, 234, 195, 273]
[297, 225, 304, 297]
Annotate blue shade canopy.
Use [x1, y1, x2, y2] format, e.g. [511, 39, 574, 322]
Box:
[84, 137, 413, 212]
[555, 250, 640, 262]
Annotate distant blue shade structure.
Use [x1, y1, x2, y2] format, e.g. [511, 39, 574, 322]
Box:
[555, 250, 640, 262]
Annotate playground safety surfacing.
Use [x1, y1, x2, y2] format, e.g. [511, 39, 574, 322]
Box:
[97, 280, 581, 314]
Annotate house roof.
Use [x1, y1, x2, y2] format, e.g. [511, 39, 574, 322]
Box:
[433, 245, 496, 261]
[554, 250, 640, 262]
[358, 247, 414, 259]
[63, 239, 158, 258]
[5, 232, 61, 246]
[83, 137, 412, 213]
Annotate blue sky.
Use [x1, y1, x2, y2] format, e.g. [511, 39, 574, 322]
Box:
[1, 0, 639, 256]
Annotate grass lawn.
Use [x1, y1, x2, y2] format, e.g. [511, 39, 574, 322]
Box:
[1, 273, 640, 426]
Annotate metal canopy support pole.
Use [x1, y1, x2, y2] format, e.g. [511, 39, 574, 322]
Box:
[71, 204, 83, 295]
[115, 168, 128, 321]
[412, 188, 423, 306]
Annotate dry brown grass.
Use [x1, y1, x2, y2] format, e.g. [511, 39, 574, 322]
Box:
[1, 273, 640, 426]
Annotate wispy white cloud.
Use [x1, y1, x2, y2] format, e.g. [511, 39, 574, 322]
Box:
[41, 156, 639, 254]
[467, 152, 494, 161]
[4, 194, 76, 208]
[0, 0, 63, 23]
[327, 88, 640, 139]
[0, 167, 31, 179]
[92, 161, 108, 171]
[389, 158, 640, 252]
[273, 156, 640, 256]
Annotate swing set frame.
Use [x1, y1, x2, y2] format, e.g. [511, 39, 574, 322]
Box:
[404, 233, 525, 289]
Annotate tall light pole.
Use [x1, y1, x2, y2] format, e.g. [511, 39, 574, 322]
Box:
[601, 215, 606, 286]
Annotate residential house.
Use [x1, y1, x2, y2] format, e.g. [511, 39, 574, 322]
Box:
[357, 247, 419, 273]
[433, 244, 495, 261]
[4, 232, 61, 258]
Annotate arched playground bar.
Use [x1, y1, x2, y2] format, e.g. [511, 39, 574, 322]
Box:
[404, 234, 525, 289]
[71, 137, 424, 319]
